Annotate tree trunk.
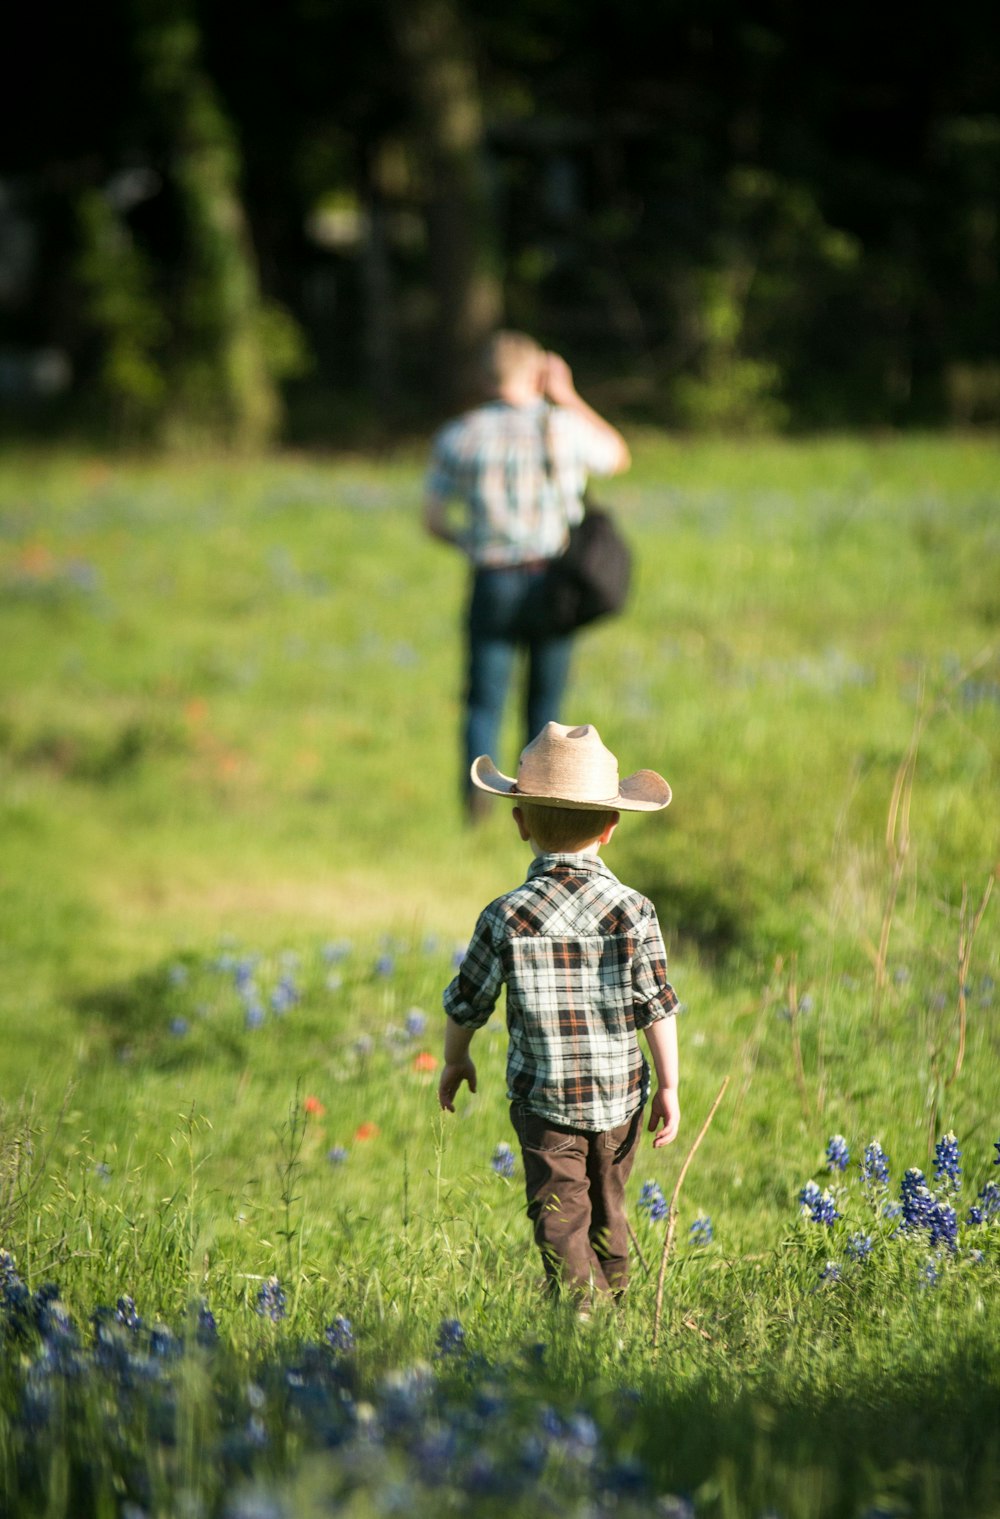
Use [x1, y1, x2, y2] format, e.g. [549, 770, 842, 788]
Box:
[389, 0, 502, 411]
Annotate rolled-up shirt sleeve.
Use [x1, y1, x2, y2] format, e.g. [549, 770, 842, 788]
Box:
[631, 902, 678, 1029]
[443, 908, 504, 1028]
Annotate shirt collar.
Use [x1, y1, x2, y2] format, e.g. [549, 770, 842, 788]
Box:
[526, 852, 619, 883]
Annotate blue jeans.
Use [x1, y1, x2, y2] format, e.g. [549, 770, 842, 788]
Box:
[464, 564, 573, 793]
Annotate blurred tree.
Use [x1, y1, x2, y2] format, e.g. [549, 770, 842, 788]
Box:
[131, 2, 304, 448]
[388, 0, 502, 409]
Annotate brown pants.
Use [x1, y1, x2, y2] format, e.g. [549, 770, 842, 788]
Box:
[510, 1102, 643, 1304]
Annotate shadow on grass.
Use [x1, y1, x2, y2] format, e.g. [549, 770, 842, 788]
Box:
[629, 864, 752, 964]
[73, 960, 246, 1071]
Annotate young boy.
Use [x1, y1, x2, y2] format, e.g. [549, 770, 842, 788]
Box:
[438, 721, 681, 1305]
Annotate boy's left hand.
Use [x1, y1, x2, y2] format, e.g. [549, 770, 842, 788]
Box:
[438, 1059, 477, 1112]
[648, 1087, 680, 1147]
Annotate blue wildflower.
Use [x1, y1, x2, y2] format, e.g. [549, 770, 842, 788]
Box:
[920, 1257, 942, 1288]
[325, 1316, 355, 1352]
[933, 1131, 962, 1188]
[967, 1180, 1000, 1225]
[327, 1146, 349, 1166]
[244, 1003, 265, 1030]
[929, 1202, 959, 1252]
[270, 976, 298, 1015]
[115, 1296, 142, 1332]
[826, 1135, 850, 1172]
[491, 1142, 516, 1178]
[169, 1016, 189, 1037]
[0, 1251, 22, 1293]
[861, 1140, 890, 1187]
[195, 1301, 218, 1346]
[404, 1008, 428, 1038]
[900, 1169, 935, 1231]
[799, 1179, 821, 1209]
[435, 1317, 466, 1357]
[846, 1232, 874, 1263]
[819, 1261, 841, 1283]
[638, 1180, 669, 1223]
[255, 1277, 286, 1323]
[374, 954, 395, 978]
[799, 1180, 840, 1225]
[688, 1215, 713, 1246]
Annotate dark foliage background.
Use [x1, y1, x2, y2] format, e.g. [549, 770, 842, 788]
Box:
[4, 0, 999, 444]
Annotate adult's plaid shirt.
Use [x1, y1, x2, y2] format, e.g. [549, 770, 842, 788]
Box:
[443, 852, 678, 1131]
[426, 399, 621, 568]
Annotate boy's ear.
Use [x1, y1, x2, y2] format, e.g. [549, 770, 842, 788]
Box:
[599, 811, 620, 845]
[512, 805, 532, 842]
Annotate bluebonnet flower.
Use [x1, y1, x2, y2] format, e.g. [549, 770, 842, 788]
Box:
[325, 1316, 355, 1352]
[846, 1232, 874, 1263]
[435, 1318, 465, 1357]
[861, 1140, 890, 1188]
[638, 1180, 669, 1223]
[491, 1142, 516, 1178]
[270, 976, 298, 1015]
[0, 1250, 22, 1293]
[799, 1180, 840, 1225]
[920, 1257, 942, 1288]
[966, 1180, 1000, 1225]
[169, 1016, 189, 1037]
[933, 1131, 962, 1188]
[167, 963, 188, 987]
[374, 954, 395, 978]
[115, 1296, 142, 1332]
[255, 1277, 286, 1323]
[404, 1007, 428, 1038]
[969, 1249, 984, 1264]
[900, 1169, 935, 1231]
[818, 1261, 841, 1283]
[327, 1146, 349, 1166]
[688, 1215, 713, 1246]
[929, 1202, 959, 1252]
[195, 1301, 218, 1347]
[799, 1179, 822, 1211]
[826, 1135, 850, 1172]
[245, 1003, 265, 1030]
[322, 940, 351, 964]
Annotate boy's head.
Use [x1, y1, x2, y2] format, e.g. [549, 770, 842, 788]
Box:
[513, 800, 619, 854]
[470, 721, 672, 814]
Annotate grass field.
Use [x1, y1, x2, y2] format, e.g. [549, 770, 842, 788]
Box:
[0, 433, 998, 1518]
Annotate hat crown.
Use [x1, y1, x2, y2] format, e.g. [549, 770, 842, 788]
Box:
[517, 723, 620, 803]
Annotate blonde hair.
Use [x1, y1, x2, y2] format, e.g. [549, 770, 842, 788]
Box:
[517, 801, 617, 853]
[480, 330, 544, 393]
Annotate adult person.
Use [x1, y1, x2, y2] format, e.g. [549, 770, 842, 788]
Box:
[423, 330, 631, 823]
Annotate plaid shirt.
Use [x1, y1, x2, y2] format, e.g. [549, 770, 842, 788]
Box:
[443, 852, 678, 1131]
[426, 400, 621, 567]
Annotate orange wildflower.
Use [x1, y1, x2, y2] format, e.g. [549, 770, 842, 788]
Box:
[412, 1051, 438, 1073]
[303, 1095, 326, 1117]
[354, 1122, 380, 1142]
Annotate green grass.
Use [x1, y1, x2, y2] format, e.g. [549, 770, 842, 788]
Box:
[0, 433, 998, 1517]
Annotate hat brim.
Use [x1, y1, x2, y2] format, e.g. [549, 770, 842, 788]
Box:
[470, 755, 671, 811]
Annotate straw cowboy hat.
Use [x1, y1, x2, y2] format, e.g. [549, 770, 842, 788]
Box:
[471, 722, 671, 812]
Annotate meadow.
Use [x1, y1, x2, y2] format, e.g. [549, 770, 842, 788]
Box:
[0, 433, 998, 1518]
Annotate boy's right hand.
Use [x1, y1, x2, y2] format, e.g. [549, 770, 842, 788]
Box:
[438, 1059, 478, 1112]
